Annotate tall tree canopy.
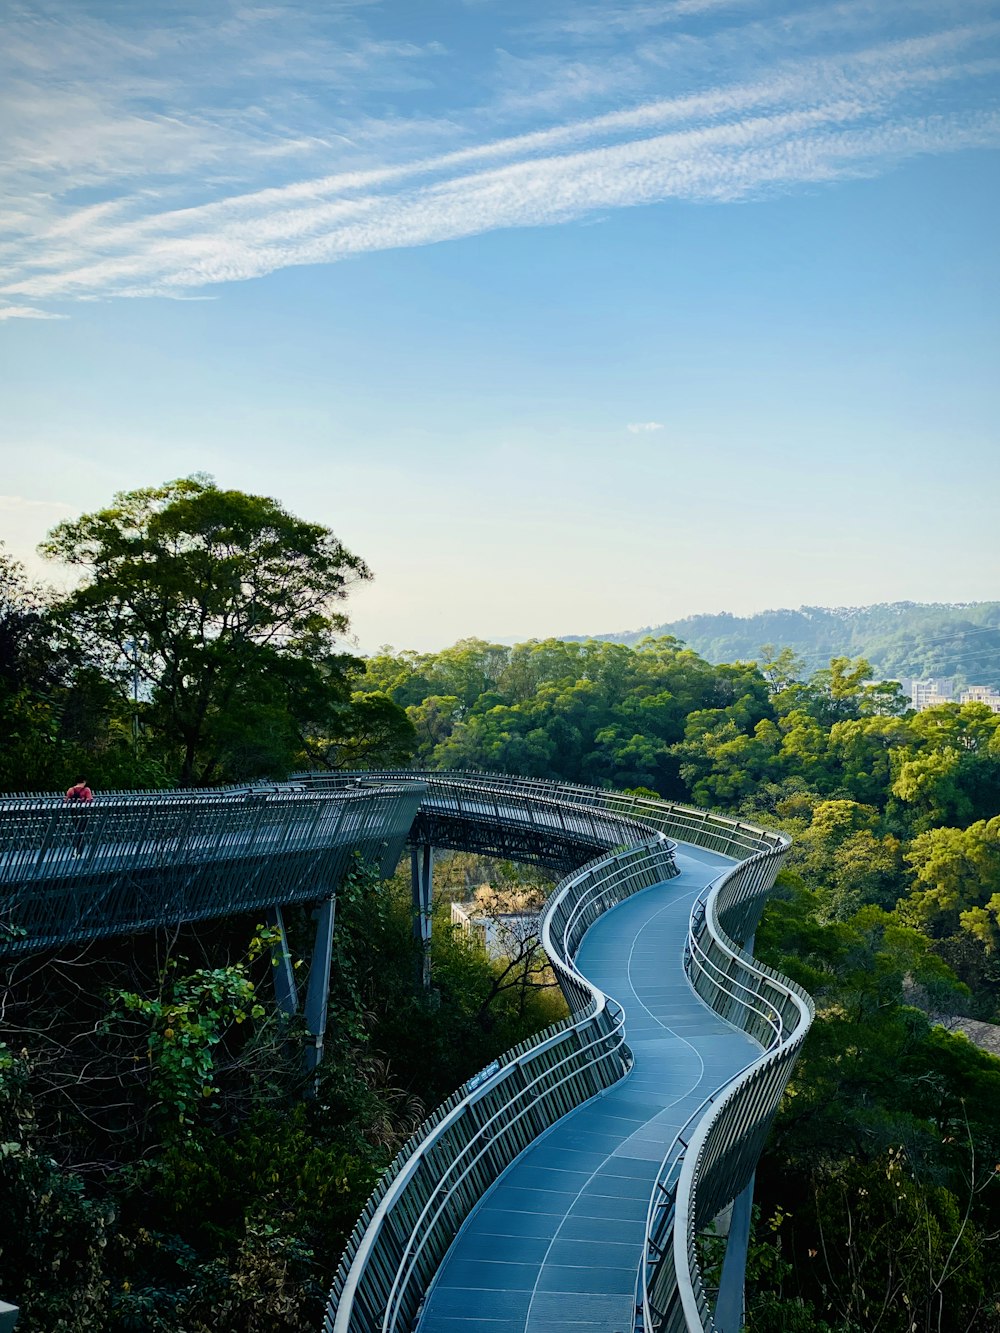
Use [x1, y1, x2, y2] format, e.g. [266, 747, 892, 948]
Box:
[41, 476, 395, 785]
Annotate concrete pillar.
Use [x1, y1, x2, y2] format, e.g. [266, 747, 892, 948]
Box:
[411, 843, 433, 989]
[304, 895, 337, 1073]
[267, 905, 298, 1017]
[714, 1173, 755, 1333]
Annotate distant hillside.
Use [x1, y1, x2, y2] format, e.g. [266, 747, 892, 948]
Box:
[578, 602, 1000, 686]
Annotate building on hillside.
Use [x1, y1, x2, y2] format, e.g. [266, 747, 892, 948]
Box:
[892, 678, 1000, 712]
[959, 685, 1000, 713]
[904, 677, 956, 710]
[451, 899, 541, 960]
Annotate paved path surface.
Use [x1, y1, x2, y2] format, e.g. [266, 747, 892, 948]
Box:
[417, 846, 757, 1333]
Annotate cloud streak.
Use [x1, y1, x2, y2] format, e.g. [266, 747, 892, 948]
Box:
[3, 2, 998, 310]
[0, 304, 68, 320]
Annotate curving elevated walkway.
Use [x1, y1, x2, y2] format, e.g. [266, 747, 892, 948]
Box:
[417, 848, 749, 1333]
[328, 777, 813, 1333]
[0, 772, 812, 1333]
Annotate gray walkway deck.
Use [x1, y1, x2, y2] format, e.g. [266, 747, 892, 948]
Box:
[417, 847, 757, 1333]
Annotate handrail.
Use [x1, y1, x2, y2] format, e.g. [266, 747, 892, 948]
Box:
[0, 782, 427, 956]
[324, 772, 811, 1333]
[639, 831, 814, 1332]
[687, 926, 784, 1046]
[380, 996, 630, 1332]
[326, 796, 679, 1333]
[313, 770, 783, 859]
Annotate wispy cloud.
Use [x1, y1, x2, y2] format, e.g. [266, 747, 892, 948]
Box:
[531, 0, 763, 41]
[627, 422, 665, 433]
[0, 304, 68, 320]
[3, 1, 998, 312]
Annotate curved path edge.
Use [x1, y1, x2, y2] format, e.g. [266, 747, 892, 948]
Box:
[326, 774, 814, 1333]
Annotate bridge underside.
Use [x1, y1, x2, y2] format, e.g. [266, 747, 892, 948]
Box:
[408, 810, 607, 877]
[1, 840, 409, 957]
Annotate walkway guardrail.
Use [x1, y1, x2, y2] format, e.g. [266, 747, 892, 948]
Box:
[323, 772, 809, 1333]
[640, 827, 814, 1332]
[325, 798, 679, 1333]
[0, 782, 425, 955]
[301, 771, 666, 874]
[332, 769, 781, 865]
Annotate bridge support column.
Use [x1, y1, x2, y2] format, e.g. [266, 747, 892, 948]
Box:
[714, 1173, 755, 1333]
[267, 906, 299, 1017]
[304, 895, 337, 1073]
[411, 844, 433, 989]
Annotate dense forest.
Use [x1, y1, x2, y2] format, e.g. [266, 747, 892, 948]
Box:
[2, 478, 999, 1331]
[577, 602, 1000, 685]
[359, 637, 1000, 1329]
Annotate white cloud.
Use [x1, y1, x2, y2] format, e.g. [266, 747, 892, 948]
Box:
[533, 0, 762, 41]
[0, 304, 68, 320]
[9, 95, 998, 304]
[2, 3, 998, 311]
[627, 422, 665, 433]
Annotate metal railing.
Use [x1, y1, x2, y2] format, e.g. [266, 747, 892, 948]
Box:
[322, 773, 810, 1333]
[325, 785, 679, 1333]
[0, 782, 425, 955]
[300, 771, 670, 873]
[330, 770, 782, 863]
[640, 829, 814, 1332]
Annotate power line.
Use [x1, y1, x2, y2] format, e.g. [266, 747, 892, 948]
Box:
[873, 624, 1000, 653]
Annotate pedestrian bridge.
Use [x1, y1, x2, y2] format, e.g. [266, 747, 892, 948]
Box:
[0, 773, 813, 1333]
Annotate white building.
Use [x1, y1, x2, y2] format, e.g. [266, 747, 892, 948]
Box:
[959, 685, 1000, 713]
[451, 899, 541, 960]
[905, 678, 955, 710]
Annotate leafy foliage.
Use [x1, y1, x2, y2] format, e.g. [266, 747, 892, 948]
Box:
[39, 477, 412, 785]
[107, 936, 272, 1139]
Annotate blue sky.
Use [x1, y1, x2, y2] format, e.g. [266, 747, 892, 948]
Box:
[2, 0, 998, 652]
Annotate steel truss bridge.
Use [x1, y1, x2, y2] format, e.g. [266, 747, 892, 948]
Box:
[0, 772, 813, 1333]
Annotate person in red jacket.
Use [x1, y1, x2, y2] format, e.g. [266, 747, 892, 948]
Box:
[64, 779, 93, 855]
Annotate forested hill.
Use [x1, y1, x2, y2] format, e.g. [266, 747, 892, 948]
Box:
[578, 602, 1000, 684]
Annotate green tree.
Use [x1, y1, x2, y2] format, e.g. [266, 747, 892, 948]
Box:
[903, 816, 1000, 945]
[758, 644, 807, 697]
[0, 543, 167, 792]
[804, 656, 873, 723]
[826, 714, 912, 807]
[673, 715, 781, 808]
[890, 703, 1000, 831]
[41, 477, 392, 785]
